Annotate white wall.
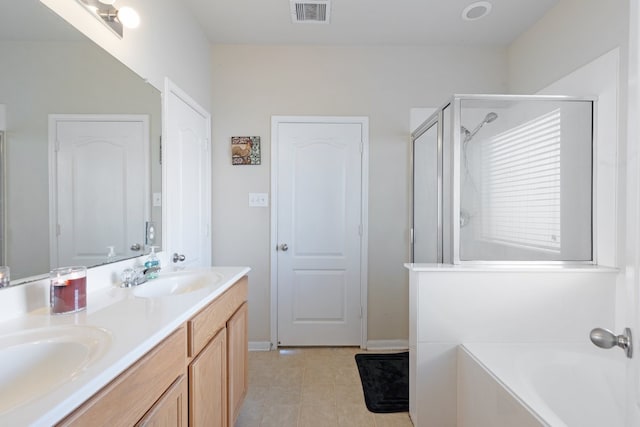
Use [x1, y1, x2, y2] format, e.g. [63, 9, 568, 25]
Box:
[40, 0, 211, 111]
[210, 45, 508, 344]
[507, 0, 629, 95]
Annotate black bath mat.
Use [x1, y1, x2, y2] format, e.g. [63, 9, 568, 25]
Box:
[355, 351, 409, 413]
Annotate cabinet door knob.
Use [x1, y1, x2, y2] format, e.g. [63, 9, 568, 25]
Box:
[278, 244, 288, 252]
[130, 243, 142, 251]
[172, 253, 186, 263]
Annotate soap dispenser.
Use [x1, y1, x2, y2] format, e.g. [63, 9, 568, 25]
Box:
[144, 246, 160, 279]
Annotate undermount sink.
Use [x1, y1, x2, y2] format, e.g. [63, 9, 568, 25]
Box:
[132, 270, 224, 298]
[0, 325, 111, 414]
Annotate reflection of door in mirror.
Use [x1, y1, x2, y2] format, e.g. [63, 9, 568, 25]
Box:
[1, 1, 161, 284]
[49, 115, 149, 268]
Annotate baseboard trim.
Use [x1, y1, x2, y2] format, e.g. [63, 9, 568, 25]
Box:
[366, 339, 409, 351]
[249, 341, 272, 351]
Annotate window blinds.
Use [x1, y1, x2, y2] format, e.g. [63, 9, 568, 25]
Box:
[480, 109, 561, 253]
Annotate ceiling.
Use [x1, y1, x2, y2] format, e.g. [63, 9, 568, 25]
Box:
[182, 0, 560, 46]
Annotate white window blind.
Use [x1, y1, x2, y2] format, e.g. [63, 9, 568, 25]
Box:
[480, 109, 561, 253]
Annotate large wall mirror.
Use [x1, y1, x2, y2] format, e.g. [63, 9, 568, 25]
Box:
[0, 1, 161, 285]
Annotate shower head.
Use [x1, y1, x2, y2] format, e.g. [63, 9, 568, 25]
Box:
[463, 111, 499, 143]
[484, 112, 498, 123]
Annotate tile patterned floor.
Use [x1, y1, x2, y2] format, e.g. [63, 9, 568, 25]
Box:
[235, 347, 414, 427]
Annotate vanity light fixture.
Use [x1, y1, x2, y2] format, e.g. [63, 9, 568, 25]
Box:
[461, 1, 492, 21]
[77, 0, 140, 38]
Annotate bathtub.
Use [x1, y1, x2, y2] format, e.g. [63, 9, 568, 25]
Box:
[458, 343, 626, 427]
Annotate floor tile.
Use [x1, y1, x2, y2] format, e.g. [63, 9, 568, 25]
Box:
[235, 347, 413, 427]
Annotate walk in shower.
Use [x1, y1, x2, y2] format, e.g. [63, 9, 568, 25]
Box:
[411, 95, 594, 264]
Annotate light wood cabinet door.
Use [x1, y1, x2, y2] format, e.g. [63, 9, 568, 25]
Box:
[136, 375, 188, 427]
[227, 302, 248, 426]
[189, 327, 227, 427]
[58, 327, 186, 427]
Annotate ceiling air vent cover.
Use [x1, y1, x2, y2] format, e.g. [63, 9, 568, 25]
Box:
[290, 1, 331, 24]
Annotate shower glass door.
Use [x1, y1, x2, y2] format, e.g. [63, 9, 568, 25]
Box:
[412, 119, 441, 263]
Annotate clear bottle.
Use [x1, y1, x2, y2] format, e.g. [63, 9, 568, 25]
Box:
[144, 246, 160, 279]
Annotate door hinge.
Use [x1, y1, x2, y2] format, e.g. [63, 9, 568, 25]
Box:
[358, 224, 363, 236]
[360, 306, 363, 319]
[159, 135, 162, 165]
[410, 228, 414, 244]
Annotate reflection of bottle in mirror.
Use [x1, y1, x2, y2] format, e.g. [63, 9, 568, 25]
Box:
[107, 246, 116, 261]
[144, 246, 160, 279]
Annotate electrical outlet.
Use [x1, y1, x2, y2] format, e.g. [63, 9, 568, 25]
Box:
[249, 192, 269, 207]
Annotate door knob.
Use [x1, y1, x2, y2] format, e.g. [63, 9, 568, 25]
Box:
[130, 243, 142, 251]
[172, 253, 186, 263]
[278, 244, 289, 252]
[590, 327, 633, 358]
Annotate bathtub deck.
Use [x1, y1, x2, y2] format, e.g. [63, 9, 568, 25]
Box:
[459, 343, 625, 427]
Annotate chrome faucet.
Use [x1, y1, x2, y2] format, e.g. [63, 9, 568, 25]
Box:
[121, 265, 162, 287]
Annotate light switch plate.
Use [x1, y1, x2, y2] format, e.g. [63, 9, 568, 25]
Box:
[153, 192, 162, 207]
[249, 192, 269, 207]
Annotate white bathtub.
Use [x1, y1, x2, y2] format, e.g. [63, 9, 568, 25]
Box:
[458, 343, 626, 427]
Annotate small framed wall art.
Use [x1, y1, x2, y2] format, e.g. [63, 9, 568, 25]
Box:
[231, 136, 261, 165]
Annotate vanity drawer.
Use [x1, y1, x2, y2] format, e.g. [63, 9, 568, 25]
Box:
[58, 326, 187, 427]
[188, 276, 248, 358]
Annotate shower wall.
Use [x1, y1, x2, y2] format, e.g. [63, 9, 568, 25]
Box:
[412, 95, 595, 264]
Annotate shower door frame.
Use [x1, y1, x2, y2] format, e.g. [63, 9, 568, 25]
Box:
[412, 94, 598, 265]
[411, 107, 446, 263]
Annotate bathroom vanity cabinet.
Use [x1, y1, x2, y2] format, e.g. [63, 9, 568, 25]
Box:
[57, 327, 188, 426]
[188, 276, 248, 427]
[57, 276, 249, 427]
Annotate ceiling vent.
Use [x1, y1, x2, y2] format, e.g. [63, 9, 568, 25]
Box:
[290, 1, 331, 24]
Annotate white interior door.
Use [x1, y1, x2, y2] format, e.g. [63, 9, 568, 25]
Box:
[163, 79, 211, 269]
[49, 115, 148, 267]
[273, 117, 368, 346]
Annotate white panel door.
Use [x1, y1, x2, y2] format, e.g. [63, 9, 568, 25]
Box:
[163, 79, 211, 268]
[275, 119, 364, 346]
[51, 115, 148, 267]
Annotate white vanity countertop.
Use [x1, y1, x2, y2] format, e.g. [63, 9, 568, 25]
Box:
[0, 265, 250, 427]
[404, 263, 619, 273]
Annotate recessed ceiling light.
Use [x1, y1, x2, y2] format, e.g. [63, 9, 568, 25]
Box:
[462, 1, 492, 21]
